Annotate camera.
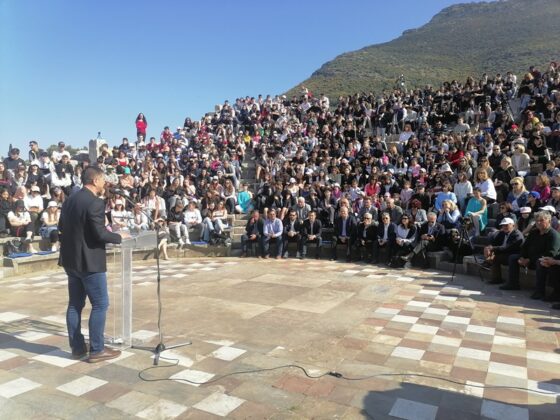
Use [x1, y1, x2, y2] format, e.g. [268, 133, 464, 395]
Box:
[462, 215, 474, 231]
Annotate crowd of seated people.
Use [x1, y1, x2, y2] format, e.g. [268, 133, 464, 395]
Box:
[2, 62, 560, 307]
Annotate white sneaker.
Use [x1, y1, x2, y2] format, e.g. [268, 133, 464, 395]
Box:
[185, 239, 191, 245]
[178, 240, 184, 247]
[51, 244, 58, 252]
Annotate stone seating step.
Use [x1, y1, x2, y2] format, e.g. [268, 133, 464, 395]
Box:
[463, 255, 541, 291]
[0, 242, 232, 279]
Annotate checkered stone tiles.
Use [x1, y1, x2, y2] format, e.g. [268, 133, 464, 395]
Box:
[0, 258, 559, 418]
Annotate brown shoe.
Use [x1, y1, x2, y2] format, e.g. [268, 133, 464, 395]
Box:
[87, 347, 121, 363]
[72, 347, 88, 360]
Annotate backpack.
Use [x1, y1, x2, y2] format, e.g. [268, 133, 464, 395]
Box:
[208, 231, 232, 247]
[4, 239, 24, 256]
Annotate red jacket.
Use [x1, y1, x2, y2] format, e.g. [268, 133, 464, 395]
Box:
[136, 120, 147, 135]
[447, 150, 464, 167]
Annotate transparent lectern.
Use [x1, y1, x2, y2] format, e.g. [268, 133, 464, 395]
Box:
[105, 231, 157, 349]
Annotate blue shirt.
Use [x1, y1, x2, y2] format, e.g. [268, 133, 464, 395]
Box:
[264, 218, 283, 237]
[435, 191, 457, 211]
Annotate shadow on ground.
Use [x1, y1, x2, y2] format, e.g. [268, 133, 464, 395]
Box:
[361, 379, 560, 419]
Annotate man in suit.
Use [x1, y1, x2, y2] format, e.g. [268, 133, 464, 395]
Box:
[331, 206, 358, 261]
[240, 209, 264, 257]
[355, 212, 378, 262]
[401, 212, 446, 266]
[372, 212, 397, 264]
[301, 210, 323, 259]
[59, 166, 123, 363]
[282, 210, 304, 258]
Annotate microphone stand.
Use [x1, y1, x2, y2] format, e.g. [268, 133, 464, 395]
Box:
[114, 189, 191, 365]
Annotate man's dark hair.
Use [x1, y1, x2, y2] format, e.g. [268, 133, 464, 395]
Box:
[82, 166, 104, 186]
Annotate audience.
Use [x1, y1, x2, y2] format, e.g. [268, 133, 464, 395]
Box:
[2, 61, 560, 307]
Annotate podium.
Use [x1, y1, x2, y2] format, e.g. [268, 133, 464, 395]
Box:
[106, 231, 157, 349]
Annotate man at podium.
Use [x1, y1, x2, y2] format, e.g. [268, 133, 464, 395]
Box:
[59, 166, 124, 363]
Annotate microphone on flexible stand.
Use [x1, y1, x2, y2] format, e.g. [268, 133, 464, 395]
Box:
[108, 187, 129, 196]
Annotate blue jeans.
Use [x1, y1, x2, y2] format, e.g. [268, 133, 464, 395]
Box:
[65, 269, 109, 355]
[263, 235, 283, 257]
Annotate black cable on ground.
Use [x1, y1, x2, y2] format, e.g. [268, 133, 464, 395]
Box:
[137, 359, 558, 396]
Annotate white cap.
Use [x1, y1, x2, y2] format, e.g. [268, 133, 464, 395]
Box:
[500, 217, 515, 225]
[539, 205, 557, 213]
[440, 163, 452, 173]
[519, 207, 531, 214]
[289, 178, 296, 183]
[47, 201, 58, 208]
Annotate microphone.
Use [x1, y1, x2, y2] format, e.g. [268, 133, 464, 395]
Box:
[108, 187, 128, 195]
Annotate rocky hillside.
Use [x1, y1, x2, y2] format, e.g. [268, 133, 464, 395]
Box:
[287, 0, 560, 98]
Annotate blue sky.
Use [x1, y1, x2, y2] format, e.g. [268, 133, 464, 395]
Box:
[0, 0, 477, 155]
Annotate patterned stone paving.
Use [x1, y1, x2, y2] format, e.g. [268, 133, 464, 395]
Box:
[0, 258, 559, 418]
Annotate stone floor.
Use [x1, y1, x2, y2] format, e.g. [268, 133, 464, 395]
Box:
[0, 257, 559, 419]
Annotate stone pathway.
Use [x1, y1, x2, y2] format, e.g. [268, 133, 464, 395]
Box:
[0, 258, 559, 418]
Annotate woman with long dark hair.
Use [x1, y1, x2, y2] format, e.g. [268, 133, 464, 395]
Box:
[135, 113, 148, 142]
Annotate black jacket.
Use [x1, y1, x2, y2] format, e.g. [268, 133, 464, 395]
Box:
[490, 229, 524, 254]
[375, 222, 397, 243]
[59, 188, 122, 272]
[302, 219, 322, 238]
[418, 221, 446, 239]
[244, 217, 264, 237]
[357, 223, 377, 242]
[410, 193, 431, 212]
[0, 198, 12, 217]
[319, 197, 337, 213]
[167, 207, 184, 224]
[521, 228, 560, 261]
[334, 215, 358, 239]
[306, 196, 321, 212]
[283, 218, 304, 235]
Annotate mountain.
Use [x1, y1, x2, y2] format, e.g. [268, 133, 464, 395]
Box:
[286, 0, 560, 99]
